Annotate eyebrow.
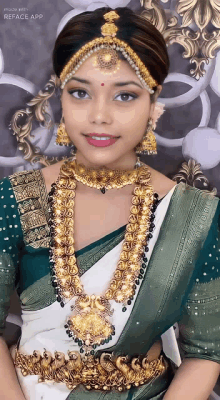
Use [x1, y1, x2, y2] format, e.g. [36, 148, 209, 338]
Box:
[68, 77, 143, 89]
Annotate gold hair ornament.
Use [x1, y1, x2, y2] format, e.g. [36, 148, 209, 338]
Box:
[59, 11, 157, 94]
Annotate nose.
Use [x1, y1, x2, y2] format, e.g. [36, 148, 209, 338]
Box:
[88, 96, 112, 125]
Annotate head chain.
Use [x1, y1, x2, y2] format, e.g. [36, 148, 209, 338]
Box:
[59, 11, 158, 94]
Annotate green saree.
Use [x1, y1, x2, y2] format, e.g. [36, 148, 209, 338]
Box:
[0, 168, 219, 399]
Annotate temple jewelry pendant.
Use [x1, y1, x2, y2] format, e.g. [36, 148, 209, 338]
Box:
[100, 187, 106, 194]
[67, 295, 115, 354]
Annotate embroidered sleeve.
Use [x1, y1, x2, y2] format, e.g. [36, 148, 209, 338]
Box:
[0, 178, 21, 336]
[8, 169, 50, 249]
[178, 200, 220, 363]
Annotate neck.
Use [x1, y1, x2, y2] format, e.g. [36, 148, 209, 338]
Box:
[74, 151, 138, 171]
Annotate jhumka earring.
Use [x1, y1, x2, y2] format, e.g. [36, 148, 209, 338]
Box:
[56, 115, 72, 146]
[136, 102, 165, 155]
[136, 118, 157, 155]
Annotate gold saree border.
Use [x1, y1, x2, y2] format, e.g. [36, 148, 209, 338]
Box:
[9, 169, 50, 249]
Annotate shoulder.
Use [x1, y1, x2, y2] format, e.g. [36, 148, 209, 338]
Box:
[146, 165, 177, 199]
[147, 165, 219, 204]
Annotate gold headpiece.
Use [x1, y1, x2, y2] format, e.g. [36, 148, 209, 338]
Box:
[60, 11, 157, 94]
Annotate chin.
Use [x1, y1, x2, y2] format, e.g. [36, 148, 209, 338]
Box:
[77, 152, 120, 168]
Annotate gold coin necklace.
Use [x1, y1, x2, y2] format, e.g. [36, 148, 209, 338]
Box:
[48, 159, 160, 356]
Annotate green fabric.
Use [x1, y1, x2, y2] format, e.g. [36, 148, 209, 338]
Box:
[20, 225, 126, 311]
[0, 177, 22, 334]
[95, 182, 219, 359]
[178, 201, 220, 363]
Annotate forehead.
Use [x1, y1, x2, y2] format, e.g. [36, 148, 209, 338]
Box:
[66, 53, 142, 86]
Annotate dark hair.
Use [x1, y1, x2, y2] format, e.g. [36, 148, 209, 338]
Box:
[52, 7, 169, 101]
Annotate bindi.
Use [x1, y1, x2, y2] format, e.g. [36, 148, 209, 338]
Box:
[101, 83, 104, 86]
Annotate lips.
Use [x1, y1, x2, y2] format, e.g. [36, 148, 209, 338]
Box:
[84, 133, 119, 148]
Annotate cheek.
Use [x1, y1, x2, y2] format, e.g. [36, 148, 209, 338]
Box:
[64, 107, 89, 126]
[116, 108, 148, 133]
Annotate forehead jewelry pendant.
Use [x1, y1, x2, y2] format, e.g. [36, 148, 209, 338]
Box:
[92, 11, 121, 76]
[93, 47, 121, 76]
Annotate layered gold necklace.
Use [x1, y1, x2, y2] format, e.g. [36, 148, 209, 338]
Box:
[48, 159, 159, 356]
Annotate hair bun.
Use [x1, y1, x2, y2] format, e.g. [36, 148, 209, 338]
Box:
[65, 0, 130, 9]
[57, 1, 131, 37]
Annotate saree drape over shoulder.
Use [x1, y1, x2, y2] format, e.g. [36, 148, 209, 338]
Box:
[0, 168, 220, 400]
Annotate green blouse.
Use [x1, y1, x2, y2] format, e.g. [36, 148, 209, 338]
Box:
[0, 168, 220, 371]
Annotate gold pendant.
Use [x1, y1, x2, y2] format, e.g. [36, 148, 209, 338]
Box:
[92, 47, 121, 76]
[68, 295, 115, 352]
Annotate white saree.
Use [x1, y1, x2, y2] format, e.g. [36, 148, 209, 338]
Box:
[11, 184, 178, 400]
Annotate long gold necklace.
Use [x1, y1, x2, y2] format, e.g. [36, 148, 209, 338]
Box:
[48, 159, 159, 356]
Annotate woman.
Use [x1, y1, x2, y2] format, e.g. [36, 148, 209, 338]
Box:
[0, 6, 219, 400]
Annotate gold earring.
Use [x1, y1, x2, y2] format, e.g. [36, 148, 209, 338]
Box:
[135, 118, 157, 155]
[56, 116, 72, 146]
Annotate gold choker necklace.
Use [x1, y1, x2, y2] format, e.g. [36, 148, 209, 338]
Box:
[48, 159, 159, 356]
[72, 158, 141, 194]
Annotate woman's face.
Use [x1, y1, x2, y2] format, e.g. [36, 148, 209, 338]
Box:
[60, 53, 161, 169]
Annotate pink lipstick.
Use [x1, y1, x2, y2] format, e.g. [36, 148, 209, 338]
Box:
[84, 133, 119, 148]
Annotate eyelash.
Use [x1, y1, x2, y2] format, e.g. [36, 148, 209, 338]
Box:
[68, 89, 138, 102]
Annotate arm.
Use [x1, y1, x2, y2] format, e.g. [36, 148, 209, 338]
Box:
[164, 358, 220, 400]
[0, 177, 25, 399]
[165, 200, 220, 399]
[0, 336, 26, 400]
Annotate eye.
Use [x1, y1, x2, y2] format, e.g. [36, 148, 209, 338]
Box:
[68, 89, 90, 99]
[115, 92, 138, 102]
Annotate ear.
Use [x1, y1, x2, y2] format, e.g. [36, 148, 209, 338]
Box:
[149, 85, 163, 116]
